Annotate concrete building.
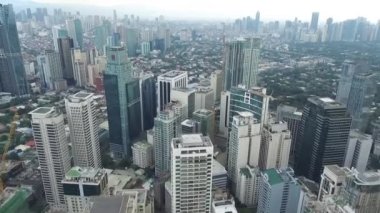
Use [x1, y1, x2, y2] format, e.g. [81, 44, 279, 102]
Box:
[58, 37, 75, 84]
[52, 25, 68, 51]
[344, 130, 372, 172]
[335, 60, 357, 106]
[260, 122, 291, 170]
[210, 70, 223, 103]
[171, 87, 196, 119]
[257, 168, 301, 213]
[62, 167, 108, 213]
[66, 18, 83, 49]
[318, 165, 351, 201]
[171, 134, 213, 213]
[193, 109, 215, 143]
[181, 119, 200, 134]
[132, 141, 153, 169]
[65, 92, 102, 168]
[30, 107, 71, 209]
[157, 70, 188, 112]
[37, 50, 63, 90]
[372, 118, 380, 156]
[236, 165, 261, 207]
[295, 97, 351, 182]
[212, 198, 238, 213]
[212, 159, 228, 190]
[71, 49, 89, 87]
[242, 38, 261, 88]
[218, 91, 230, 137]
[194, 87, 215, 111]
[227, 112, 261, 186]
[296, 177, 320, 213]
[141, 42, 150, 56]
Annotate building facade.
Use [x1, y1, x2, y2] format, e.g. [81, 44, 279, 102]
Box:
[37, 50, 63, 90]
[132, 142, 154, 169]
[193, 109, 215, 143]
[157, 70, 188, 112]
[344, 130, 372, 172]
[236, 165, 261, 207]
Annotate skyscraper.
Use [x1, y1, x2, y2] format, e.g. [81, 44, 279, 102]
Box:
[227, 112, 261, 186]
[104, 45, 140, 159]
[193, 109, 215, 143]
[236, 165, 261, 207]
[71, 48, 89, 87]
[295, 97, 351, 182]
[52, 25, 68, 51]
[65, 92, 102, 168]
[344, 130, 372, 172]
[219, 91, 230, 137]
[0, 4, 29, 95]
[30, 107, 71, 209]
[36, 50, 63, 90]
[126, 28, 138, 57]
[310, 12, 319, 32]
[336, 60, 357, 105]
[139, 72, 157, 131]
[260, 122, 292, 170]
[171, 134, 213, 213]
[210, 70, 223, 102]
[194, 87, 215, 111]
[171, 87, 196, 118]
[242, 38, 261, 88]
[157, 70, 188, 112]
[255, 11, 260, 33]
[57, 37, 75, 84]
[66, 18, 84, 49]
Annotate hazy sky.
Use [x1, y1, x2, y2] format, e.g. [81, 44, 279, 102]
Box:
[20, 0, 380, 22]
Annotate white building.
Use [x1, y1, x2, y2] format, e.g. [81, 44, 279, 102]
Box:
[212, 159, 228, 190]
[71, 49, 89, 87]
[194, 87, 215, 111]
[212, 198, 238, 213]
[132, 141, 153, 169]
[36, 50, 63, 90]
[65, 92, 102, 168]
[157, 70, 188, 112]
[171, 134, 213, 213]
[210, 70, 223, 102]
[218, 91, 230, 138]
[227, 112, 261, 185]
[259, 121, 292, 170]
[30, 107, 71, 209]
[236, 165, 261, 207]
[317, 165, 351, 201]
[171, 87, 196, 118]
[344, 130, 372, 172]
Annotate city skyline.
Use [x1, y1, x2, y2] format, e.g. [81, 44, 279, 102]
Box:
[4, 0, 380, 22]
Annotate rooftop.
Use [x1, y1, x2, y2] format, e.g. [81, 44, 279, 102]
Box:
[308, 96, 345, 109]
[29, 107, 53, 115]
[181, 119, 199, 127]
[212, 159, 227, 176]
[324, 165, 351, 177]
[213, 199, 238, 213]
[240, 167, 252, 178]
[264, 168, 283, 185]
[159, 70, 187, 78]
[132, 141, 152, 150]
[173, 134, 213, 149]
[355, 170, 380, 186]
[63, 167, 106, 183]
[73, 91, 93, 99]
[193, 109, 213, 116]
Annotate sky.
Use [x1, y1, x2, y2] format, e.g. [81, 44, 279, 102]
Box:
[8, 0, 380, 23]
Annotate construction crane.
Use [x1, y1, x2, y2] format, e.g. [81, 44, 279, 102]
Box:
[0, 112, 19, 193]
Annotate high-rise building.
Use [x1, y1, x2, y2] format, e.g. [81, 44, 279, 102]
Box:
[317, 165, 351, 201]
[154, 102, 183, 176]
[171, 134, 213, 213]
[260, 121, 292, 170]
[62, 167, 108, 213]
[194, 88, 215, 111]
[140, 41, 150, 56]
[255, 11, 260, 33]
[157, 70, 188, 111]
[310, 12, 319, 32]
[193, 109, 215, 143]
[210, 70, 223, 103]
[30, 107, 71, 208]
[126, 28, 138, 57]
[346, 72, 376, 130]
[257, 168, 301, 213]
[336, 60, 357, 105]
[132, 141, 154, 169]
[52, 25, 68, 51]
[138, 72, 157, 131]
[71, 48, 89, 87]
[0, 4, 29, 95]
[344, 130, 372, 172]
[236, 165, 261, 207]
[227, 112, 261, 186]
[295, 97, 351, 182]
[66, 18, 84, 49]
[181, 119, 200, 134]
[171, 87, 196, 118]
[218, 91, 230, 137]
[36, 50, 64, 90]
[371, 118, 380, 156]
[242, 38, 261, 88]
[65, 92, 102, 168]
[104, 45, 141, 159]
[57, 37, 75, 84]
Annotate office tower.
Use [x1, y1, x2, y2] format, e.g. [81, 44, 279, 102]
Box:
[218, 91, 230, 137]
[193, 109, 215, 143]
[52, 25, 68, 51]
[257, 168, 301, 213]
[236, 165, 261, 207]
[132, 141, 154, 169]
[372, 119, 380, 156]
[104, 45, 140, 159]
[255, 11, 260, 33]
[194, 88, 215, 111]
[181, 119, 200, 134]
[260, 122, 292, 170]
[157, 70, 188, 111]
[126, 28, 138, 57]
[0, 4, 28, 95]
[154, 103, 183, 176]
[210, 70, 223, 102]
[212, 159, 228, 190]
[295, 97, 351, 182]
[336, 60, 356, 105]
[227, 112, 261, 186]
[242, 38, 261, 88]
[66, 18, 84, 49]
[58, 37, 75, 84]
[141, 42, 150, 56]
[344, 130, 372, 172]
[171, 134, 213, 213]
[139, 72, 157, 130]
[65, 92, 102, 168]
[62, 167, 107, 213]
[346, 72, 376, 130]
[30, 107, 71, 208]
[317, 165, 351, 201]
[223, 39, 244, 90]
[36, 50, 64, 90]
[71, 49, 89, 87]
[87, 64, 100, 87]
[94, 25, 107, 54]
[171, 87, 195, 118]
[229, 86, 269, 128]
[310, 12, 319, 32]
